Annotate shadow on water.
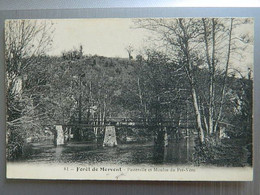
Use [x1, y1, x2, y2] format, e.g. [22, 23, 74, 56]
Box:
[153, 137, 195, 165]
[16, 136, 195, 165]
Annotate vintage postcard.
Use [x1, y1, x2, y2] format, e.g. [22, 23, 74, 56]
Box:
[5, 18, 253, 181]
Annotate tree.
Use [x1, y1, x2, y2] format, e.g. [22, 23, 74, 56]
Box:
[134, 18, 253, 143]
[125, 45, 134, 60]
[5, 20, 54, 159]
[134, 18, 253, 166]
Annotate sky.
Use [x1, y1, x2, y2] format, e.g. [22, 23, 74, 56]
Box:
[44, 18, 253, 76]
[47, 18, 150, 58]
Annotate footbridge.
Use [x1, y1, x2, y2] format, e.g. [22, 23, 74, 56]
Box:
[53, 117, 196, 147]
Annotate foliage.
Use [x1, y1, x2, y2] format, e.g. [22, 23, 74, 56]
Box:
[6, 20, 54, 160]
[194, 136, 249, 167]
[135, 18, 253, 166]
[5, 19, 253, 166]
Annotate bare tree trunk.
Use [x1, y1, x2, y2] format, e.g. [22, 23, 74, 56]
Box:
[209, 19, 216, 134]
[184, 65, 205, 143]
[202, 18, 216, 135]
[203, 115, 209, 134]
[78, 76, 82, 124]
[137, 77, 143, 104]
[179, 19, 205, 143]
[137, 77, 147, 122]
[99, 109, 103, 126]
[103, 100, 106, 125]
[201, 104, 209, 134]
[191, 87, 205, 143]
[214, 18, 233, 133]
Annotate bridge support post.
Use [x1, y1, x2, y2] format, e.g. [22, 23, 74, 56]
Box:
[54, 125, 64, 146]
[164, 127, 168, 147]
[103, 126, 117, 147]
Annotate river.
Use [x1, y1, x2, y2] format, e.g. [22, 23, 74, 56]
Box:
[16, 137, 195, 165]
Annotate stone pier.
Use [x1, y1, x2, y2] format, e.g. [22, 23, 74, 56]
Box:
[54, 125, 64, 146]
[103, 126, 117, 147]
[164, 129, 168, 147]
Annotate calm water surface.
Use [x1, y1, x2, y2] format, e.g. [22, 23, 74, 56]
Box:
[17, 138, 195, 165]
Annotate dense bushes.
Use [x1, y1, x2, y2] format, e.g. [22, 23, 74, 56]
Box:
[194, 136, 250, 167]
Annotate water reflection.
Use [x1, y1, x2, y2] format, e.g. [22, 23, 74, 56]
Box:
[18, 137, 195, 165]
[54, 146, 64, 160]
[153, 145, 166, 164]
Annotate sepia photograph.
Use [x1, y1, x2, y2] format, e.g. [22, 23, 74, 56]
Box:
[5, 18, 253, 181]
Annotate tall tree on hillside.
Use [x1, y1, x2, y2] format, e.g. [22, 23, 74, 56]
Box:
[125, 45, 134, 60]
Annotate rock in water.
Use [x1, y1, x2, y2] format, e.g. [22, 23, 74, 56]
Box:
[103, 126, 117, 147]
